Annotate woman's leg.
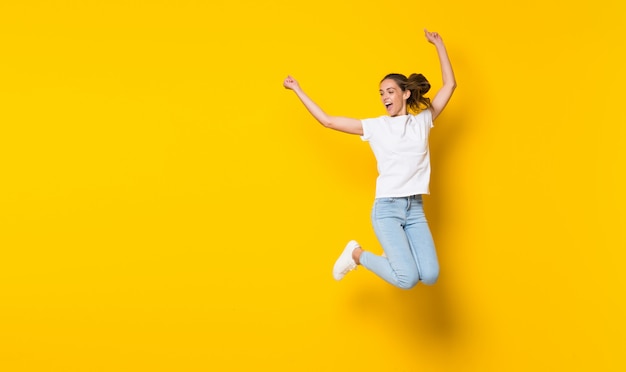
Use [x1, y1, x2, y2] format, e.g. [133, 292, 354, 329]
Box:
[359, 197, 421, 289]
[404, 195, 439, 285]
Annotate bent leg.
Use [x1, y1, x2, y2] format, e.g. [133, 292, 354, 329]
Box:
[405, 196, 439, 285]
[360, 198, 420, 289]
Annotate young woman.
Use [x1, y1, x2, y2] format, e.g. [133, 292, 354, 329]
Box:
[283, 29, 456, 289]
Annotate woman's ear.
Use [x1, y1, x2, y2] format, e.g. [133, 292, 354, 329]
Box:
[404, 89, 411, 100]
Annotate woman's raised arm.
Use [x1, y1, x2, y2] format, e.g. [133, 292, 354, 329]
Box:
[284, 75, 363, 135]
[424, 29, 457, 121]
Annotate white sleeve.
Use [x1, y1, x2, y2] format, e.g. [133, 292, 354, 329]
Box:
[360, 118, 375, 141]
[423, 109, 434, 128]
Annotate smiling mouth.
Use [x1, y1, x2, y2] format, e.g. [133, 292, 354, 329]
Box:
[385, 103, 393, 111]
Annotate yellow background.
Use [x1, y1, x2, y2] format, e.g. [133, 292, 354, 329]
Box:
[1, 0, 625, 371]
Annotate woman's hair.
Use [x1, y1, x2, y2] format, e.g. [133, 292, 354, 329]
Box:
[381, 73, 431, 112]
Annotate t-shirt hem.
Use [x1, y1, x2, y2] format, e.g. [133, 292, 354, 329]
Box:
[374, 191, 430, 199]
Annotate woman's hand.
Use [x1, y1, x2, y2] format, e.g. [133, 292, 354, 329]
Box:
[283, 75, 300, 91]
[424, 29, 444, 46]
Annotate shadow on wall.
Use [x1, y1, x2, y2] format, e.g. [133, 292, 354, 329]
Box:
[346, 278, 467, 352]
[426, 44, 473, 233]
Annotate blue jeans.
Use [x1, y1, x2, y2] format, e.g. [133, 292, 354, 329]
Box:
[360, 195, 439, 289]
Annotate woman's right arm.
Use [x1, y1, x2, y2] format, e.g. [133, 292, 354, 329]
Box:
[283, 75, 363, 135]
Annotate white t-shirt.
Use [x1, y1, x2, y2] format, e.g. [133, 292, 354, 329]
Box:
[361, 110, 433, 198]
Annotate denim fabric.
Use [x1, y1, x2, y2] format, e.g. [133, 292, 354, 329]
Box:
[360, 195, 439, 289]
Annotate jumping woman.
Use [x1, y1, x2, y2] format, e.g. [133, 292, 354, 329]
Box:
[283, 29, 456, 289]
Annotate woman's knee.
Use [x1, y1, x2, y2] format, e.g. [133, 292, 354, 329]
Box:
[420, 268, 439, 285]
[396, 272, 420, 290]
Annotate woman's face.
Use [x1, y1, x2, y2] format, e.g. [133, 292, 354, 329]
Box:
[379, 79, 410, 117]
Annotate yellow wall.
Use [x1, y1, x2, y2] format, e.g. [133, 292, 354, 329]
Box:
[1, 1, 625, 371]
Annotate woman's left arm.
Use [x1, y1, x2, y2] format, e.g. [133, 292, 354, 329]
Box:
[424, 29, 457, 121]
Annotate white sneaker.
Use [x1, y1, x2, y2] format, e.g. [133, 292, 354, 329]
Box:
[332, 240, 360, 280]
